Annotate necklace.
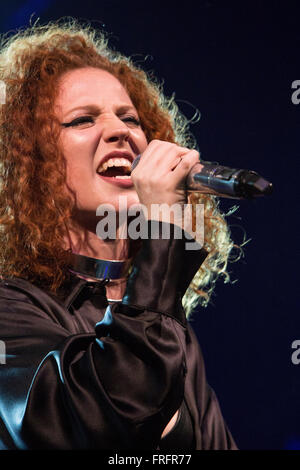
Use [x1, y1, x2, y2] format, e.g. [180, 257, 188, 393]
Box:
[69, 252, 132, 281]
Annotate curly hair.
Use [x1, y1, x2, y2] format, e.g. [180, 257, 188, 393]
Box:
[0, 18, 237, 316]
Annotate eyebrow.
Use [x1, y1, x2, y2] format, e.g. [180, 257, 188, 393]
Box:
[63, 104, 138, 118]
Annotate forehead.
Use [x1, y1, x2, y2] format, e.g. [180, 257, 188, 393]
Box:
[56, 67, 133, 108]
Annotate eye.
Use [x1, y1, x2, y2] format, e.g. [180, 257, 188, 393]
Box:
[61, 116, 95, 128]
[121, 115, 141, 127]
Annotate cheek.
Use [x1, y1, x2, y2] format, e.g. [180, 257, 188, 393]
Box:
[131, 129, 148, 153]
[59, 130, 98, 174]
[64, 133, 97, 156]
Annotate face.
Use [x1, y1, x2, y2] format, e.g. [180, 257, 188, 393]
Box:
[55, 67, 148, 230]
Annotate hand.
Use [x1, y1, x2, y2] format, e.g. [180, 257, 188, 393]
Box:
[131, 140, 200, 223]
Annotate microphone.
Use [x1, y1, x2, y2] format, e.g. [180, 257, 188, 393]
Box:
[131, 155, 273, 200]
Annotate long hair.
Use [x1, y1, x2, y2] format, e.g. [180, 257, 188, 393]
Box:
[0, 19, 237, 316]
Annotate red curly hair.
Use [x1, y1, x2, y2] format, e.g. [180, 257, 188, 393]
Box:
[0, 19, 236, 313]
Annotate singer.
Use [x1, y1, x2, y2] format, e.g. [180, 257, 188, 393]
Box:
[0, 19, 237, 449]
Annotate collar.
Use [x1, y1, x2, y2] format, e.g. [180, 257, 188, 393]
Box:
[69, 253, 132, 281]
[63, 276, 110, 311]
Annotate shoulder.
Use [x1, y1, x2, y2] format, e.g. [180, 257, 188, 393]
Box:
[0, 277, 71, 326]
[0, 277, 48, 301]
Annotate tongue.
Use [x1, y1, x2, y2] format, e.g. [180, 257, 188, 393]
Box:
[100, 167, 128, 177]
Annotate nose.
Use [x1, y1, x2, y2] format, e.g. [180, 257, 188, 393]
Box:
[102, 116, 130, 144]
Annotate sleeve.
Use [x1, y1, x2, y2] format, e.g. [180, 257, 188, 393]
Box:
[200, 385, 238, 450]
[0, 221, 207, 450]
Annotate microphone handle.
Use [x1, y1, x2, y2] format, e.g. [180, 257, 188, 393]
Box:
[131, 156, 273, 200]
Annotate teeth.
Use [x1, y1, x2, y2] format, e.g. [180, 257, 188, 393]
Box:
[97, 157, 131, 174]
[114, 175, 131, 179]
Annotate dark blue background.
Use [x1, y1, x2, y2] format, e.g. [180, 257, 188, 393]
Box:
[1, 0, 299, 450]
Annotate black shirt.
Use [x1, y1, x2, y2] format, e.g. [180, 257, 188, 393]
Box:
[0, 223, 237, 449]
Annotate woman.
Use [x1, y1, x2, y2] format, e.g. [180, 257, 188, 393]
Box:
[0, 20, 237, 449]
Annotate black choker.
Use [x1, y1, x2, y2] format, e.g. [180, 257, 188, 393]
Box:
[69, 253, 132, 280]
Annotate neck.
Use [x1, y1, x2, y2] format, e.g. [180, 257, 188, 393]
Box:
[64, 223, 130, 260]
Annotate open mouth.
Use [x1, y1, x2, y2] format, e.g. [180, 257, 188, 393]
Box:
[97, 157, 132, 179]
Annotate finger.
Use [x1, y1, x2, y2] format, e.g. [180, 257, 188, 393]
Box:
[131, 140, 162, 174]
[136, 141, 191, 174]
[172, 150, 200, 177]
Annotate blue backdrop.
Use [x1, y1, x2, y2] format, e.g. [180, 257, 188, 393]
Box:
[0, 0, 299, 450]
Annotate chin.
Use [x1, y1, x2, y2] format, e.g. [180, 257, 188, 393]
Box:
[108, 189, 140, 210]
